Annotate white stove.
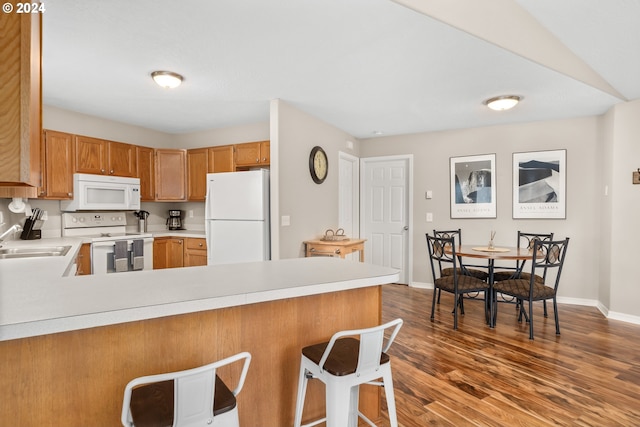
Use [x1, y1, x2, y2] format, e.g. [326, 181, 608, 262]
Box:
[62, 212, 153, 274]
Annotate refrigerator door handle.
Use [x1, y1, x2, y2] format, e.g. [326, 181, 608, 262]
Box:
[205, 179, 212, 220]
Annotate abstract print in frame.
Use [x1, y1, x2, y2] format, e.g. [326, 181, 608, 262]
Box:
[513, 149, 566, 219]
[450, 153, 496, 218]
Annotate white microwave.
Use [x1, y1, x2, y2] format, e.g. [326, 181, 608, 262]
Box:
[60, 174, 141, 211]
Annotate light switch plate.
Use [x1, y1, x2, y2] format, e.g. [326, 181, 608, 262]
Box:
[426, 212, 433, 222]
[281, 215, 291, 226]
[633, 171, 640, 184]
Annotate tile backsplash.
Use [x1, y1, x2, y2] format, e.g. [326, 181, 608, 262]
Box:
[0, 198, 206, 240]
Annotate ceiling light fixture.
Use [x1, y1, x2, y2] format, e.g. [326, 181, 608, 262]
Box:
[484, 95, 521, 111]
[151, 71, 184, 89]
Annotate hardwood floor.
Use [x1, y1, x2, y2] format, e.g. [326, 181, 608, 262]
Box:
[379, 284, 640, 427]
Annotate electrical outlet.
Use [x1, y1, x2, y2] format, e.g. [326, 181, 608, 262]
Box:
[633, 171, 640, 184]
[281, 215, 291, 226]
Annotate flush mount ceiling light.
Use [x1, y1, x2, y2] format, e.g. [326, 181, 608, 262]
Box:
[151, 71, 183, 89]
[484, 95, 521, 111]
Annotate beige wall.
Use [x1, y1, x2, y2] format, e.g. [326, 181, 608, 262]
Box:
[605, 99, 640, 320]
[360, 116, 602, 305]
[43, 105, 176, 148]
[270, 100, 359, 259]
[173, 122, 269, 149]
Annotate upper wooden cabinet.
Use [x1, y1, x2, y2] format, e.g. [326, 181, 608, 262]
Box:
[234, 141, 270, 169]
[155, 149, 186, 201]
[209, 145, 234, 173]
[136, 146, 155, 201]
[40, 130, 74, 199]
[75, 135, 137, 177]
[187, 148, 209, 201]
[0, 11, 41, 197]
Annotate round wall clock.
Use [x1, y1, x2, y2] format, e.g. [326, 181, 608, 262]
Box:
[309, 146, 328, 184]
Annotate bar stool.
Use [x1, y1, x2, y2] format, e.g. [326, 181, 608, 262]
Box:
[121, 352, 251, 427]
[293, 319, 403, 427]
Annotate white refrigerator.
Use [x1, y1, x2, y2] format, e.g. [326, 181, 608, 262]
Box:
[205, 170, 270, 265]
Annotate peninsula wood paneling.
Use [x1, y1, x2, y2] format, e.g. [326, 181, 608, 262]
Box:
[0, 286, 382, 426]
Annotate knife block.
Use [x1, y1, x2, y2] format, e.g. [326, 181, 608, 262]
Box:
[20, 218, 42, 240]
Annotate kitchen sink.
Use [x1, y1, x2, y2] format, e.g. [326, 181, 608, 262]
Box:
[0, 245, 72, 259]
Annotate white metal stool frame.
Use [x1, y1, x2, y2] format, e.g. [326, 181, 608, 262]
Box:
[121, 351, 251, 427]
[293, 318, 403, 427]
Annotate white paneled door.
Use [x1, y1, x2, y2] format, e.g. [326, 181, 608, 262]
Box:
[361, 156, 412, 284]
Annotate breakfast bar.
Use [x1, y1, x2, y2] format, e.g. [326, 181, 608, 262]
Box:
[0, 245, 398, 426]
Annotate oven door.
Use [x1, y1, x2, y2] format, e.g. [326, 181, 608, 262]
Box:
[92, 238, 153, 274]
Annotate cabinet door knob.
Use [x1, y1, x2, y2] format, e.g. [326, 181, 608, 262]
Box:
[101, 169, 105, 174]
[110, 170, 114, 174]
[262, 157, 266, 161]
[198, 243, 203, 247]
[256, 158, 260, 162]
[68, 192, 73, 196]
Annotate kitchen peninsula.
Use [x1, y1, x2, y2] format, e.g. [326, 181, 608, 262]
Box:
[0, 240, 398, 426]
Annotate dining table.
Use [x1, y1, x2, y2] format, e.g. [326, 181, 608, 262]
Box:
[446, 244, 537, 327]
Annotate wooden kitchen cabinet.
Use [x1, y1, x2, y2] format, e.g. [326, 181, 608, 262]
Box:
[184, 238, 207, 267]
[75, 135, 137, 177]
[76, 243, 92, 276]
[187, 148, 208, 201]
[153, 237, 184, 269]
[109, 141, 138, 177]
[234, 140, 270, 169]
[208, 145, 234, 173]
[136, 145, 155, 201]
[0, 10, 41, 198]
[155, 149, 187, 201]
[40, 130, 74, 199]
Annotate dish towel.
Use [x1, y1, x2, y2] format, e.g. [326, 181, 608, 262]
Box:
[132, 239, 144, 271]
[114, 240, 129, 273]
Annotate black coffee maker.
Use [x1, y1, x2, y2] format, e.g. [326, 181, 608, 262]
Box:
[166, 210, 183, 230]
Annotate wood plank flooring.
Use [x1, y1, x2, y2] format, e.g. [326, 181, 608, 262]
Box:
[379, 284, 640, 427]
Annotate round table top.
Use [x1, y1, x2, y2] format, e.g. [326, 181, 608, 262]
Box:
[447, 245, 536, 261]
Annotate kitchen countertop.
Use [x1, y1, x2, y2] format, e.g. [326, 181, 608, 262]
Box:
[0, 237, 398, 341]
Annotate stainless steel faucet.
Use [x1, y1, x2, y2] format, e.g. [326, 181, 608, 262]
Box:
[0, 224, 23, 245]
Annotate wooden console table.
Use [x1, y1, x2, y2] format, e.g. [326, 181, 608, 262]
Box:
[304, 239, 366, 262]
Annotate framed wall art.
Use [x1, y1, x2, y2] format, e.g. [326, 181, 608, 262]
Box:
[450, 153, 496, 218]
[512, 149, 566, 219]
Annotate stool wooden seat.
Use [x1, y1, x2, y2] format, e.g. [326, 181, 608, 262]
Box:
[128, 375, 237, 427]
[302, 338, 390, 376]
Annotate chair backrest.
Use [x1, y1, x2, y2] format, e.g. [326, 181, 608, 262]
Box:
[433, 229, 462, 246]
[426, 234, 457, 281]
[517, 231, 554, 278]
[121, 352, 251, 427]
[530, 238, 569, 293]
[318, 318, 403, 376]
[518, 231, 554, 251]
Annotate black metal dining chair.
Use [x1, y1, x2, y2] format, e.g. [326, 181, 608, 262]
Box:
[426, 234, 489, 330]
[492, 231, 554, 316]
[493, 238, 570, 339]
